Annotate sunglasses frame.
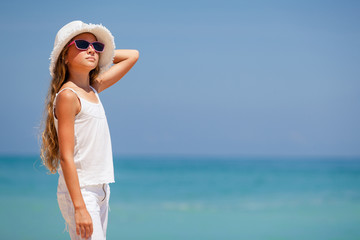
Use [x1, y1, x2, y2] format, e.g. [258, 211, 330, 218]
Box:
[67, 39, 105, 53]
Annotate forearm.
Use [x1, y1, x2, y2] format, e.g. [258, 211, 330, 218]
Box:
[93, 49, 139, 92]
[60, 158, 86, 210]
[113, 49, 139, 64]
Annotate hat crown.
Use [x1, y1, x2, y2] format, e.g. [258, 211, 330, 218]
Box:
[54, 20, 85, 47]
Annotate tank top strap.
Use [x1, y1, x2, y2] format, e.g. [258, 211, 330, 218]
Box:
[56, 87, 80, 97]
[89, 85, 102, 104]
[89, 85, 98, 94]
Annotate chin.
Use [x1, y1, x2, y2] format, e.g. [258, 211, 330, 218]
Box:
[86, 63, 98, 70]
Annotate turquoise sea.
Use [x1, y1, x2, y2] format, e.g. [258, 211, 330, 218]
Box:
[0, 155, 360, 240]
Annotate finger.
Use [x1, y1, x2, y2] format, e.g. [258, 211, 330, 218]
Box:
[81, 226, 86, 239]
[90, 222, 93, 236]
[76, 224, 80, 236]
[85, 226, 91, 239]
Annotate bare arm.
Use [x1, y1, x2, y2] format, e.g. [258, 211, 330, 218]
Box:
[92, 49, 139, 93]
[55, 90, 93, 239]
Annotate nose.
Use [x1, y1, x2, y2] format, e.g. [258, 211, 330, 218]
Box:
[87, 44, 95, 54]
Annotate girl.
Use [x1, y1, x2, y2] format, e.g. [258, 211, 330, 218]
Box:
[40, 20, 139, 239]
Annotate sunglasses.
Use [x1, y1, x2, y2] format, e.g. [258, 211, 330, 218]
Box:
[67, 39, 105, 53]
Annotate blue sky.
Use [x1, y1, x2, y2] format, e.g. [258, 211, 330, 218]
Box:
[0, 0, 359, 156]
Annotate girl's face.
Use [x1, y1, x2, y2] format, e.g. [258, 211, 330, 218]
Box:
[66, 32, 100, 73]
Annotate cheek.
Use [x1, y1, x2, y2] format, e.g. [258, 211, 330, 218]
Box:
[67, 51, 86, 64]
[66, 50, 78, 63]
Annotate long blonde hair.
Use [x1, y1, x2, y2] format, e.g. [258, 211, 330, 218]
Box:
[40, 40, 100, 174]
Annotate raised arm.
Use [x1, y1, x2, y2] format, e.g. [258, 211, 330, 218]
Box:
[92, 49, 139, 93]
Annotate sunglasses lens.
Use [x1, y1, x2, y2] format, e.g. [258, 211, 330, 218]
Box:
[92, 42, 105, 52]
[75, 40, 90, 50]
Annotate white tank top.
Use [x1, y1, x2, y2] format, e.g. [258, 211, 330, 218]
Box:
[53, 86, 115, 187]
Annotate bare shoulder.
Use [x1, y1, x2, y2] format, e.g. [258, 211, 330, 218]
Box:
[55, 89, 81, 117]
[56, 89, 78, 104]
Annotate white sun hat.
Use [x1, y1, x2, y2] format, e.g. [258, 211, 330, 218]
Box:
[49, 20, 115, 77]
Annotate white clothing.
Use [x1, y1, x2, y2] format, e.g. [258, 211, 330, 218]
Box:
[57, 179, 110, 240]
[53, 86, 115, 187]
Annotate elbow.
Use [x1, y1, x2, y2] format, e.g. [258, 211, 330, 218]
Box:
[132, 49, 139, 61]
[59, 153, 73, 165]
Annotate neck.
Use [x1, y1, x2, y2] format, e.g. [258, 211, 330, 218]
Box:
[67, 69, 91, 89]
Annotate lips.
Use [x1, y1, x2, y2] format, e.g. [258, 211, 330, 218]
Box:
[86, 57, 96, 61]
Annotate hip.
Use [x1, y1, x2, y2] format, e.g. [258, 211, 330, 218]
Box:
[57, 178, 111, 204]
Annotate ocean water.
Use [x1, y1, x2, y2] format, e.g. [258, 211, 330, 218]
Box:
[0, 155, 360, 240]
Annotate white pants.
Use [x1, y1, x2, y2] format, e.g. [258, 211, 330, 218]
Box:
[57, 180, 111, 240]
